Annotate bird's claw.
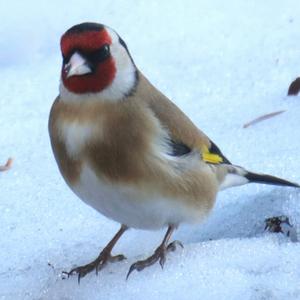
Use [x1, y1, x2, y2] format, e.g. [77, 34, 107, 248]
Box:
[126, 248, 166, 280]
[63, 264, 95, 283]
[63, 251, 126, 283]
[126, 240, 182, 280]
[108, 254, 126, 263]
[167, 240, 184, 252]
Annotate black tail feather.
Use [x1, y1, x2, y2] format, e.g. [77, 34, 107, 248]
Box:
[245, 171, 300, 188]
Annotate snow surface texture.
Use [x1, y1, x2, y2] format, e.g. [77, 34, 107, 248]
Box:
[1, 0, 300, 299]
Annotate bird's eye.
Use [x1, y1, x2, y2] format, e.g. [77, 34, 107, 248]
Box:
[90, 44, 110, 63]
[102, 44, 110, 55]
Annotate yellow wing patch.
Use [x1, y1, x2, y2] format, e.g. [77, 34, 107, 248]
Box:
[201, 145, 223, 164]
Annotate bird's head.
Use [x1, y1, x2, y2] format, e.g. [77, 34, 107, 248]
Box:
[59, 22, 138, 102]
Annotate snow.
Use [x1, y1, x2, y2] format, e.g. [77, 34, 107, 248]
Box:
[1, 0, 300, 299]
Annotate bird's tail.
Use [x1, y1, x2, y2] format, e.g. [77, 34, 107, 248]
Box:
[219, 165, 300, 190]
[244, 171, 300, 188]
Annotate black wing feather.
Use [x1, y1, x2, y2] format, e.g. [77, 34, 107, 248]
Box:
[168, 139, 192, 156]
[167, 138, 231, 165]
[209, 140, 231, 164]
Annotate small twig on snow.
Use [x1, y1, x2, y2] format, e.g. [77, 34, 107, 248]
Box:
[0, 158, 13, 172]
[243, 110, 286, 128]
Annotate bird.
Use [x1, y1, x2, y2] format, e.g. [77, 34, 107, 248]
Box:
[48, 22, 300, 282]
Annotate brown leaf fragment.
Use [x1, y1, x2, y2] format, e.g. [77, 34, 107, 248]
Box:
[243, 110, 286, 128]
[0, 158, 13, 172]
[265, 215, 298, 242]
[288, 77, 300, 96]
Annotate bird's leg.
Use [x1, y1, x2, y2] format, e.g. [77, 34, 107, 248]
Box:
[64, 224, 128, 282]
[127, 224, 182, 279]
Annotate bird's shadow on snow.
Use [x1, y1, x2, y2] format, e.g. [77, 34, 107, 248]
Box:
[176, 186, 300, 244]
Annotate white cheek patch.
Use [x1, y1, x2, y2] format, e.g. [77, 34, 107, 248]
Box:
[58, 121, 100, 158]
[105, 28, 137, 95]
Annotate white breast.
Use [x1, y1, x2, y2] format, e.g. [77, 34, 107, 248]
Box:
[71, 163, 203, 230]
[58, 120, 101, 158]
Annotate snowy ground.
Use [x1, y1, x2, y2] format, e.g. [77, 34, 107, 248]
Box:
[1, 0, 300, 299]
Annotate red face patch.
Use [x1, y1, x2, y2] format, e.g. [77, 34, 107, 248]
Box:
[62, 58, 116, 94]
[60, 29, 116, 94]
[61, 30, 112, 57]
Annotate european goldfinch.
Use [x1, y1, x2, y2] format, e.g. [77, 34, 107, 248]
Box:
[49, 22, 300, 281]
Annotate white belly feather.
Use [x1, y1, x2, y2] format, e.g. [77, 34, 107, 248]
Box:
[71, 163, 202, 230]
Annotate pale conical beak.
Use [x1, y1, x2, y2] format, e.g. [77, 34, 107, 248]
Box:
[64, 52, 92, 78]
